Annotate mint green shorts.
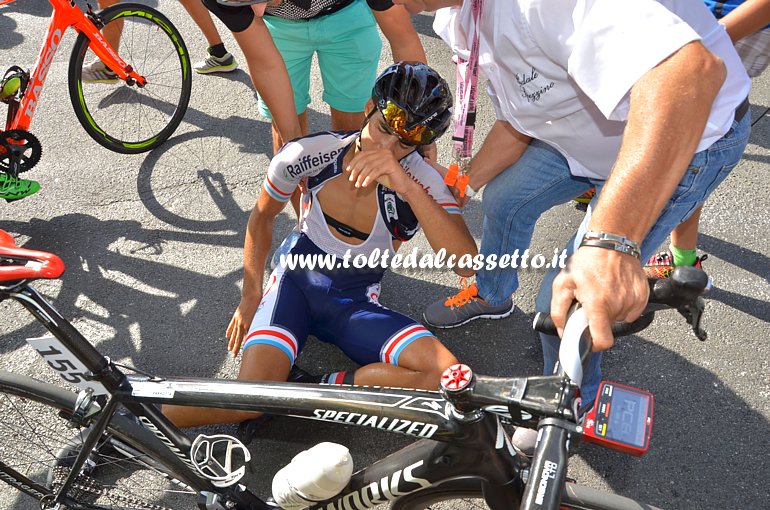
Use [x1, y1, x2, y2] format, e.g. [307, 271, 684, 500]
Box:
[258, 0, 383, 118]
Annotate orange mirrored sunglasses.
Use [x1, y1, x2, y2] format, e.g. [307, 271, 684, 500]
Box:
[381, 101, 435, 146]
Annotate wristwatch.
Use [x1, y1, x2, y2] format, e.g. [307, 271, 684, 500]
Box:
[579, 231, 641, 259]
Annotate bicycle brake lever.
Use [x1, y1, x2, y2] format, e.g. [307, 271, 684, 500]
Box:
[84, 3, 103, 28]
[678, 296, 708, 341]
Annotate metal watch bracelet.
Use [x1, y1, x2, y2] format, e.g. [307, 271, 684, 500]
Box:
[580, 231, 641, 259]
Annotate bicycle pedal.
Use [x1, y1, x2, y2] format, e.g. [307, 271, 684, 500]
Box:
[190, 434, 251, 488]
[0, 66, 29, 103]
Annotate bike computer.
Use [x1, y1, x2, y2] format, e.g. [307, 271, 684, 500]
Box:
[582, 381, 653, 456]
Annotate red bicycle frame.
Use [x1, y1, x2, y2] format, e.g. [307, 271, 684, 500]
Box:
[1, 0, 147, 132]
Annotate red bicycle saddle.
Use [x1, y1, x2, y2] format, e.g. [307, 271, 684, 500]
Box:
[0, 229, 65, 282]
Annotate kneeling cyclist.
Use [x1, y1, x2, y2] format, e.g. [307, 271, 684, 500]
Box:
[165, 62, 477, 428]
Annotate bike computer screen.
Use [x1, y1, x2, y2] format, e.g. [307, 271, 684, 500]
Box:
[582, 381, 653, 456]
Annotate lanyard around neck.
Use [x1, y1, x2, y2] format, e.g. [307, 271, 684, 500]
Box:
[452, 0, 484, 161]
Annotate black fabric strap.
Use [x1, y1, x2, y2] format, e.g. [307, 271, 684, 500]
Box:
[323, 212, 370, 241]
[452, 111, 476, 142]
[735, 96, 749, 123]
[579, 239, 641, 259]
[465, 110, 476, 127]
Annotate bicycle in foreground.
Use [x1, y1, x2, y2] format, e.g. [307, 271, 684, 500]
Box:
[0, 229, 710, 509]
[0, 0, 192, 200]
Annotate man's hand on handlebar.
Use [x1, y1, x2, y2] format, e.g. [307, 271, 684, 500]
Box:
[551, 246, 649, 351]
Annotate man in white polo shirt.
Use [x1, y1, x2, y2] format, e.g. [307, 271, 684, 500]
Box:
[398, 0, 750, 404]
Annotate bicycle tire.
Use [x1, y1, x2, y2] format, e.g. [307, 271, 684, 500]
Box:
[68, 3, 192, 154]
[389, 478, 662, 510]
[0, 370, 201, 509]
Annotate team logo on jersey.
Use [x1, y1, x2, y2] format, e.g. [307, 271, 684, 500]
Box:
[283, 148, 344, 180]
[366, 283, 381, 304]
[383, 195, 398, 222]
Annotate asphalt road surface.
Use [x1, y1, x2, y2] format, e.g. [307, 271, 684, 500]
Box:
[1, 2, 769, 509]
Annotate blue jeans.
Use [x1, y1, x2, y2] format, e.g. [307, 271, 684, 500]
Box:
[478, 114, 750, 404]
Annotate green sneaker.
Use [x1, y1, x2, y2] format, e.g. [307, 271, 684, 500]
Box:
[194, 51, 238, 74]
[0, 173, 40, 201]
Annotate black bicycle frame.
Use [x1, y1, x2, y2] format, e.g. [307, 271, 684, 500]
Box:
[120, 373, 526, 509]
[4, 283, 525, 510]
[4, 266, 708, 509]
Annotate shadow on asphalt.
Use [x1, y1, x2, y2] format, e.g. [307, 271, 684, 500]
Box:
[3, 163, 767, 510]
[3, 213, 769, 509]
[0, 0, 163, 51]
[1, 0, 51, 19]
[0, 14, 25, 50]
[1, 214, 248, 375]
[699, 233, 770, 323]
[0, 210, 291, 374]
[578, 328, 770, 508]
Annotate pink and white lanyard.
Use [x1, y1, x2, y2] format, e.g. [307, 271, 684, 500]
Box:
[451, 0, 484, 164]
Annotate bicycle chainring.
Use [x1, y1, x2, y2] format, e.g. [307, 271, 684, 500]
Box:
[0, 129, 42, 176]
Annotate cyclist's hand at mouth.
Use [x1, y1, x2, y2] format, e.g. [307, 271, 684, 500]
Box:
[227, 295, 261, 358]
[345, 149, 417, 195]
[551, 247, 649, 351]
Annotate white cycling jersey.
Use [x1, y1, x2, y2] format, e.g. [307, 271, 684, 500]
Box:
[263, 131, 461, 259]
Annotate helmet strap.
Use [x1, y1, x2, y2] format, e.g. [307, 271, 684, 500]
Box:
[357, 108, 378, 153]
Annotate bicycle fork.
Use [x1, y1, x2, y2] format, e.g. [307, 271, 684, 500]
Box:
[520, 418, 576, 509]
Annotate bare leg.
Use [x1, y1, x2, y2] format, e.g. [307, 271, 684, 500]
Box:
[670, 206, 702, 251]
[330, 107, 364, 131]
[97, 0, 121, 54]
[232, 17, 301, 143]
[178, 0, 223, 47]
[353, 337, 459, 390]
[163, 345, 291, 428]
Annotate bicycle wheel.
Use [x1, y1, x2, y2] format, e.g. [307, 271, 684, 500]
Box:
[68, 3, 192, 154]
[389, 478, 663, 510]
[0, 371, 200, 509]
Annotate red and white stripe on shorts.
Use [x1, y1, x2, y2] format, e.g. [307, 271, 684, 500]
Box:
[380, 324, 433, 366]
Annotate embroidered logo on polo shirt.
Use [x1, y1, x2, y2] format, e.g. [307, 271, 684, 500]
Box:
[515, 67, 555, 103]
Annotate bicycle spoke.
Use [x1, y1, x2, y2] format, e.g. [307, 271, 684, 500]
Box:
[69, 4, 190, 153]
[144, 47, 178, 79]
[1, 389, 199, 509]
